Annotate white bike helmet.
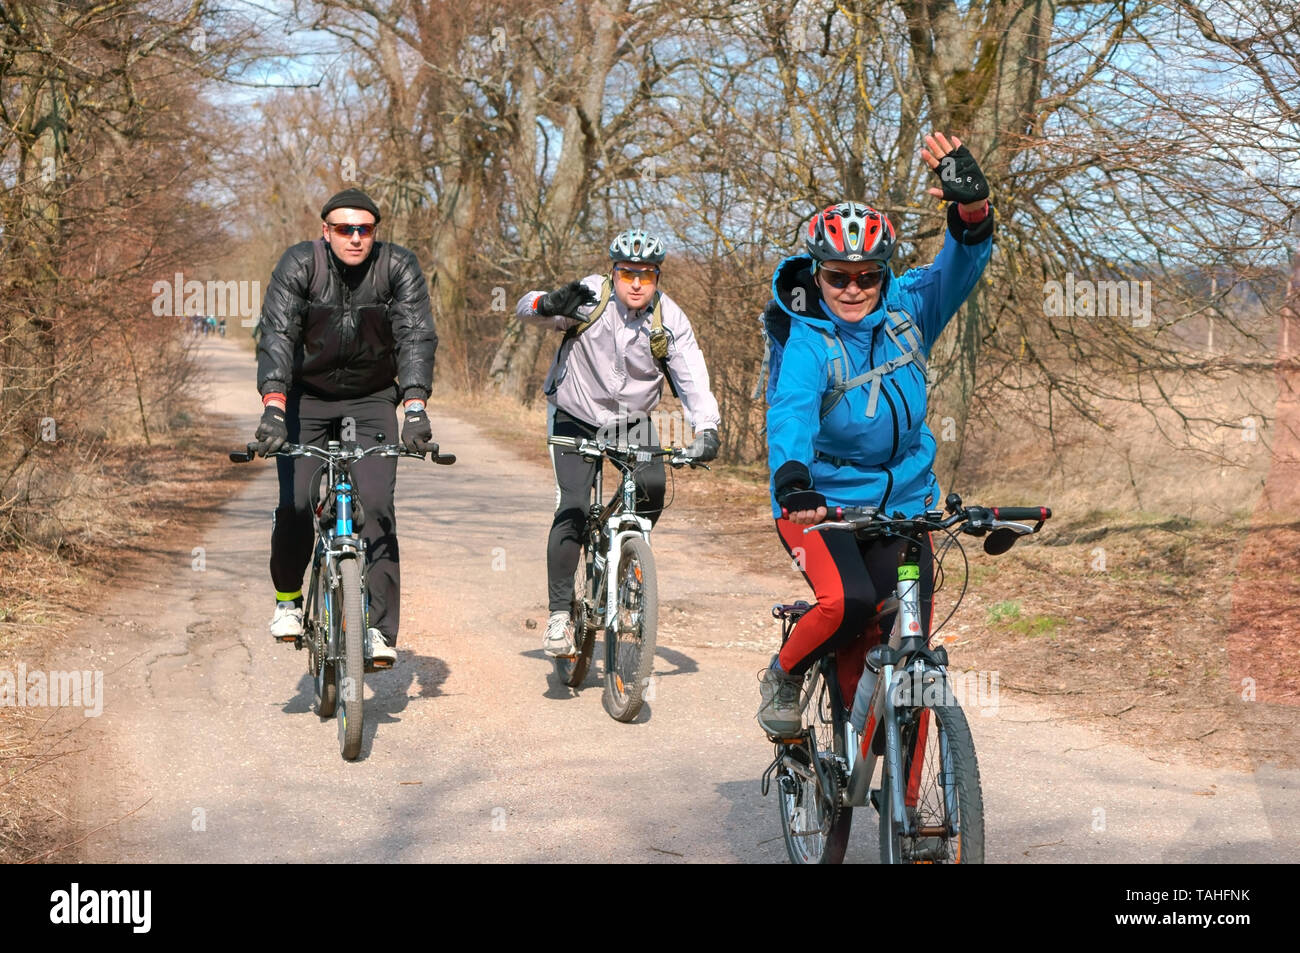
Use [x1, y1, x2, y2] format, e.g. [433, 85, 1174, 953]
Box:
[609, 228, 667, 264]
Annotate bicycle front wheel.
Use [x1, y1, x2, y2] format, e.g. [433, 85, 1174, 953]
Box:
[778, 659, 852, 864]
[879, 704, 983, 864]
[603, 536, 657, 722]
[554, 546, 596, 688]
[336, 557, 365, 760]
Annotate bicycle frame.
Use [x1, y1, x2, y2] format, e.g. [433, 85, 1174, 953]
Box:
[301, 440, 368, 663]
[841, 544, 948, 840]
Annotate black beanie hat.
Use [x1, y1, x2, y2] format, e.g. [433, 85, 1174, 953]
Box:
[321, 188, 381, 224]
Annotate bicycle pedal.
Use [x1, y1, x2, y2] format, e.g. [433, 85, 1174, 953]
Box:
[869, 788, 882, 811]
[767, 732, 806, 744]
[365, 659, 394, 673]
[273, 634, 299, 644]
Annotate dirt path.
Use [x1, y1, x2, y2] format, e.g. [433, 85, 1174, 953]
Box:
[54, 337, 1300, 862]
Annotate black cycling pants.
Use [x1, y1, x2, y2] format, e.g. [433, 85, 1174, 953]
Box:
[545, 407, 666, 612]
[270, 387, 402, 642]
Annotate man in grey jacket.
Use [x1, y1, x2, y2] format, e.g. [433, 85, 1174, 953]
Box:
[517, 227, 722, 656]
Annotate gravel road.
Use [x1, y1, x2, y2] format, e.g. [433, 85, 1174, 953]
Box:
[54, 337, 1300, 863]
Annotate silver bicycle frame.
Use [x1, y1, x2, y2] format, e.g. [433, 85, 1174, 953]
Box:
[844, 567, 921, 821]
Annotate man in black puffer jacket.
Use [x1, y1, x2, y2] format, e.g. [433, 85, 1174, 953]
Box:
[253, 188, 438, 668]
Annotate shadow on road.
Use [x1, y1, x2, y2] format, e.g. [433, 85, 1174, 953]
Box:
[277, 650, 451, 760]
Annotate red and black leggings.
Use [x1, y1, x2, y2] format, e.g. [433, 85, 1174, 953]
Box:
[775, 518, 934, 701]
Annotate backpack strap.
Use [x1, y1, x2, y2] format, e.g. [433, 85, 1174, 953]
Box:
[645, 290, 678, 398]
[308, 238, 329, 302]
[559, 278, 678, 397]
[817, 329, 850, 419]
[561, 276, 613, 342]
[817, 308, 924, 419]
[370, 242, 393, 303]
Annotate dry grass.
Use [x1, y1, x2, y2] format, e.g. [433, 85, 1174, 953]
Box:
[0, 416, 250, 863]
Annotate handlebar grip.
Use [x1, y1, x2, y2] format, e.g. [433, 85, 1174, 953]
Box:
[990, 506, 1051, 522]
[229, 442, 258, 463]
[431, 452, 456, 465]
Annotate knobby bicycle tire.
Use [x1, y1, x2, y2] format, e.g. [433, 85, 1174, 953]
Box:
[555, 545, 597, 687]
[337, 557, 365, 760]
[603, 536, 656, 722]
[311, 558, 337, 718]
[879, 703, 983, 864]
[779, 659, 853, 864]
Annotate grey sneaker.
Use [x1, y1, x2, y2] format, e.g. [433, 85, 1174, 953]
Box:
[270, 600, 303, 641]
[367, 627, 396, 669]
[543, 611, 575, 657]
[757, 655, 804, 736]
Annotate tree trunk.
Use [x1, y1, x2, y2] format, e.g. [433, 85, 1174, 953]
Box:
[3, 40, 61, 429]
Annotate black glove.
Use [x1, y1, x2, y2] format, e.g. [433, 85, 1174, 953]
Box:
[778, 489, 827, 515]
[686, 429, 719, 462]
[535, 280, 598, 317]
[401, 405, 436, 454]
[932, 144, 990, 205]
[255, 405, 287, 457]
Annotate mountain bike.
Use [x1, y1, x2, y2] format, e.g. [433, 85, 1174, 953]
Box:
[546, 434, 707, 722]
[761, 494, 1051, 863]
[230, 439, 455, 760]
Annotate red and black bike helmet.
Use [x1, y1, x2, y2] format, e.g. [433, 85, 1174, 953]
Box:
[805, 202, 895, 264]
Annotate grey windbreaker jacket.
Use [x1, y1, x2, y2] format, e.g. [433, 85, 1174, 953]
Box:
[517, 274, 722, 433]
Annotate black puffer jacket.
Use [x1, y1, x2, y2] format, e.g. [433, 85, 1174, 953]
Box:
[256, 240, 437, 401]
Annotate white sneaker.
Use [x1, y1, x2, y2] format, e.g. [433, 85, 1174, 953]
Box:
[368, 627, 396, 668]
[543, 611, 575, 657]
[270, 601, 303, 641]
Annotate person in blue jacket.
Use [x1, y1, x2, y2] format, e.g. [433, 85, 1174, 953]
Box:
[758, 132, 994, 736]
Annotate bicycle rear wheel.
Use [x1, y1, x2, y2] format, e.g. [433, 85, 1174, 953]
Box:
[602, 536, 656, 722]
[336, 557, 365, 760]
[554, 546, 596, 687]
[879, 703, 983, 863]
[777, 659, 852, 864]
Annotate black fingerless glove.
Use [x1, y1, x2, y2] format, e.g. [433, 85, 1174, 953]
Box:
[255, 405, 287, 457]
[535, 280, 598, 317]
[778, 489, 827, 514]
[933, 144, 990, 205]
[773, 460, 825, 512]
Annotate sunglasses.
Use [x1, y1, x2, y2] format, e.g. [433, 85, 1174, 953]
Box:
[614, 266, 659, 285]
[326, 222, 376, 238]
[819, 266, 884, 290]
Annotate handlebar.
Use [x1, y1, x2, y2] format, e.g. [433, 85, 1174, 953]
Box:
[229, 442, 456, 466]
[547, 434, 710, 470]
[794, 494, 1051, 555]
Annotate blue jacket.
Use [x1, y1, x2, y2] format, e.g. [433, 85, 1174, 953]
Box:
[766, 213, 994, 518]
